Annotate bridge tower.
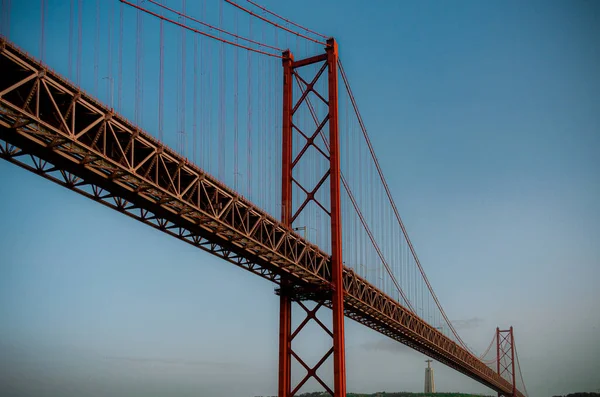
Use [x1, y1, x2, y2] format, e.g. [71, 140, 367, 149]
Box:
[278, 38, 346, 397]
[496, 327, 516, 397]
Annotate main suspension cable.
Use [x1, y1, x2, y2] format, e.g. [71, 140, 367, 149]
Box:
[514, 339, 529, 397]
[246, 0, 328, 39]
[146, 0, 282, 52]
[120, 0, 282, 58]
[479, 332, 496, 360]
[224, 0, 326, 45]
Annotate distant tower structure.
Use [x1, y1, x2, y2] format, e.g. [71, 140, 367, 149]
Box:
[424, 359, 436, 393]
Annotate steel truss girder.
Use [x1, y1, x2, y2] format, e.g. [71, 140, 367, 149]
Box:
[0, 38, 331, 288]
[0, 137, 278, 281]
[0, 37, 523, 397]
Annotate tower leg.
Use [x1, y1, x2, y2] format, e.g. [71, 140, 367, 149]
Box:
[278, 49, 294, 397]
[326, 38, 346, 397]
[278, 288, 291, 397]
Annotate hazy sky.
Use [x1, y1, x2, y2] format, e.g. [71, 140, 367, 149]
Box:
[1, 1, 599, 397]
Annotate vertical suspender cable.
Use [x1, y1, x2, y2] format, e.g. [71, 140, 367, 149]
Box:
[3, 0, 12, 38]
[181, 0, 186, 155]
[176, 0, 184, 154]
[135, 0, 141, 125]
[258, 21, 263, 208]
[108, 0, 114, 108]
[200, 0, 205, 168]
[77, 0, 82, 86]
[140, 1, 145, 127]
[40, 0, 45, 62]
[260, 19, 265, 208]
[247, 18, 252, 198]
[175, 4, 181, 153]
[274, 27, 279, 213]
[233, 9, 239, 189]
[118, 0, 123, 111]
[69, 0, 73, 79]
[267, 28, 273, 213]
[218, 0, 225, 181]
[94, 0, 99, 94]
[353, 122, 358, 275]
[265, 29, 270, 211]
[193, 27, 198, 162]
[207, 12, 212, 170]
[514, 340, 529, 397]
[159, 0, 164, 142]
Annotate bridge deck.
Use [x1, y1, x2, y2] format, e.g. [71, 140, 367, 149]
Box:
[0, 37, 521, 397]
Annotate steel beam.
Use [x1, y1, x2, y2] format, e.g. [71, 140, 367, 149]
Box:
[326, 38, 346, 397]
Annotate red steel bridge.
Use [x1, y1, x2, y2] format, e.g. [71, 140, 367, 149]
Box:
[0, 1, 528, 396]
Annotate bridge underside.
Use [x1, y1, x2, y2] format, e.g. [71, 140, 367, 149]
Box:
[0, 37, 521, 397]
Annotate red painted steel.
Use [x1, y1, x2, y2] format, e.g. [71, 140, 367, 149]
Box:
[278, 288, 291, 396]
[279, 49, 294, 397]
[224, 0, 326, 45]
[120, 0, 282, 58]
[246, 0, 329, 39]
[326, 38, 346, 397]
[292, 53, 327, 69]
[0, 38, 525, 397]
[497, 327, 501, 382]
[147, 0, 282, 52]
[510, 327, 516, 397]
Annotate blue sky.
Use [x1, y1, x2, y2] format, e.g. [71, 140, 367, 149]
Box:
[1, 1, 599, 396]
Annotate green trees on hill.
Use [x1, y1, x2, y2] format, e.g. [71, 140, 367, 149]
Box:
[348, 392, 490, 397]
[345, 394, 491, 397]
[255, 393, 492, 397]
[257, 392, 600, 397]
[553, 394, 600, 397]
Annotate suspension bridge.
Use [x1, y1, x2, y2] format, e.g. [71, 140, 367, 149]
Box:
[0, 1, 528, 396]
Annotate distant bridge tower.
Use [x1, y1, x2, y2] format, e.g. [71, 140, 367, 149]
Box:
[424, 359, 436, 393]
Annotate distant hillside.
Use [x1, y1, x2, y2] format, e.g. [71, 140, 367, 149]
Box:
[257, 392, 600, 397]
[553, 394, 600, 397]
[256, 393, 492, 397]
[344, 393, 491, 397]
